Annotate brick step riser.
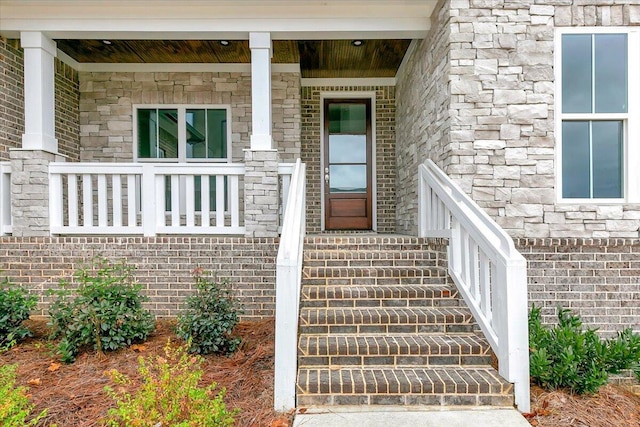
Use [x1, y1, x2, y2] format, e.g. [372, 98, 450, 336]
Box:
[302, 277, 451, 286]
[304, 260, 445, 269]
[301, 299, 463, 309]
[299, 324, 478, 335]
[304, 271, 449, 280]
[298, 354, 494, 367]
[297, 393, 513, 407]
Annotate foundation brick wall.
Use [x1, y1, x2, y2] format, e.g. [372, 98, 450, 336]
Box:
[0, 38, 24, 161]
[301, 85, 397, 233]
[78, 71, 301, 163]
[518, 239, 640, 336]
[396, 0, 640, 238]
[0, 236, 279, 319]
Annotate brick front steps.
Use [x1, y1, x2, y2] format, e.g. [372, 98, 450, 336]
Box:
[296, 236, 514, 408]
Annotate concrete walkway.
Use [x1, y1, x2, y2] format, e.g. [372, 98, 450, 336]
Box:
[292, 407, 530, 427]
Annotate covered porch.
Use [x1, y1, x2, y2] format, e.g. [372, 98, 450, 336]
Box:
[0, 0, 431, 238]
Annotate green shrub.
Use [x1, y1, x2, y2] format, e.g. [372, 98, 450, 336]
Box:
[176, 271, 241, 355]
[103, 341, 238, 426]
[529, 305, 640, 394]
[48, 259, 155, 363]
[0, 364, 47, 426]
[0, 278, 38, 351]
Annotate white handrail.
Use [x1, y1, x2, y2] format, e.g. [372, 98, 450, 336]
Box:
[0, 162, 11, 235]
[278, 163, 295, 233]
[274, 158, 306, 411]
[418, 159, 530, 412]
[49, 162, 245, 236]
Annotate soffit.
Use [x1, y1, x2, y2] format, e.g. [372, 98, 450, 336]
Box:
[55, 39, 412, 78]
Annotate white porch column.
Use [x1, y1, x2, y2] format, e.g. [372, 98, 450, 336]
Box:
[249, 32, 273, 150]
[20, 32, 58, 153]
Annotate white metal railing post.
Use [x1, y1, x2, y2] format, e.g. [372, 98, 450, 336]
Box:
[141, 163, 156, 237]
[418, 159, 530, 412]
[274, 159, 306, 411]
[49, 168, 63, 233]
[1, 162, 13, 235]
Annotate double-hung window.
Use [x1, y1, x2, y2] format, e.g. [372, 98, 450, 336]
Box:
[557, 28, 640, 202]
[134, 105, 232, 211]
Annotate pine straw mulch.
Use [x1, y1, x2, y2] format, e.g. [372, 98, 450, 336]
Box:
[525, 384, 640, 427]
[0, 317, 292, 427]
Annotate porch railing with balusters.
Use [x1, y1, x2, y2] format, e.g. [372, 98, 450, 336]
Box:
[418, 159, 530, 413]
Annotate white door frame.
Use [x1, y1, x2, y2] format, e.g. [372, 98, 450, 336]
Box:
[320, 91, 377, 232]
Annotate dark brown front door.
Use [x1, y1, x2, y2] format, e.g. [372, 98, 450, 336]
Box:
[324, 98, 372, 230]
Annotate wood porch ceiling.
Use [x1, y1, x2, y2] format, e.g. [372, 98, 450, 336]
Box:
[55, 39, 412, 78]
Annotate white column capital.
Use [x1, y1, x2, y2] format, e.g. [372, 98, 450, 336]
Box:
[20, 32, 57, 57]
[249, 32, 272, 51]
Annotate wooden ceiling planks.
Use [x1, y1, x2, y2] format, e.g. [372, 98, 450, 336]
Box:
[55, 39, 411, 77]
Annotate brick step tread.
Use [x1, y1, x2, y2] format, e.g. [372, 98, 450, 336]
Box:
[298, 334, 491, 358]
[302, 276, 451, 287]
[305, 249, 443, 261]
[300, 307, 474, 326]
[304, 236, 445, 247]
[296, 367, 513, 397]
[303, 266, 448, 279]
[304, 258, 444, 269]
[301, 284, 458, 301]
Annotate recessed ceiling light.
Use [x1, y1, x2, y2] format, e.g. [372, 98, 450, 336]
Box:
[351, 40, 364, 47]
[102, 40, 112, 45]
[219, 40, 230, 46]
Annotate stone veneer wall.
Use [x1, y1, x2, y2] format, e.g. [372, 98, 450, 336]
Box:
[0, 236, 278, 319]
[396, 0, 640, 238]
[395, 0, 452, 235]
[518, 239, 640, 336]
[300, 85, 397, 233]
[78, 71, 300, 163]
[0, 38, 24, 161]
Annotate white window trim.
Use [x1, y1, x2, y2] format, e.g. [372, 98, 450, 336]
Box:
[555, 27, 640, 204]
[132, 104, 233, 163]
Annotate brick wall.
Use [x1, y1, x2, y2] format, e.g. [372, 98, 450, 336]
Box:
[300, 86, 396, 233]
[78, 71, 301, 163]
[55, 59, 80, 161]
[0, 38, 24, 161]
[1, 38, 80, 161]
[518, 238, 640, 336]
[396, 0, 640, 239]
[0, 236, 278, 319]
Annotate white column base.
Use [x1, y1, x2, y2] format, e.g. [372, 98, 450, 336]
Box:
[21, 133, 58, 153]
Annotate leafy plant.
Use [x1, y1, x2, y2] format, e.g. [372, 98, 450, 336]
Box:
[48, 259, 155, 363]
[529, 305, 640, 394]
[0, 364, 47, 426]
[176, 271, 241, 355]
[103, 341, 238, 426]
[0, 277, 38, 351]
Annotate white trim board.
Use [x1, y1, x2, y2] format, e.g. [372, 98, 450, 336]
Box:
[301, 77, 395, 87]
[54, 59, 301, 74]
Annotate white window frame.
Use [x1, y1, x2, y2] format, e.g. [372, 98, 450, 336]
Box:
[555, 27, 640, 204]
[133, 104, 232, 163]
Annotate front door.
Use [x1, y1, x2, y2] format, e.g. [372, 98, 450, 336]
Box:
[324, 98, 372, 230]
